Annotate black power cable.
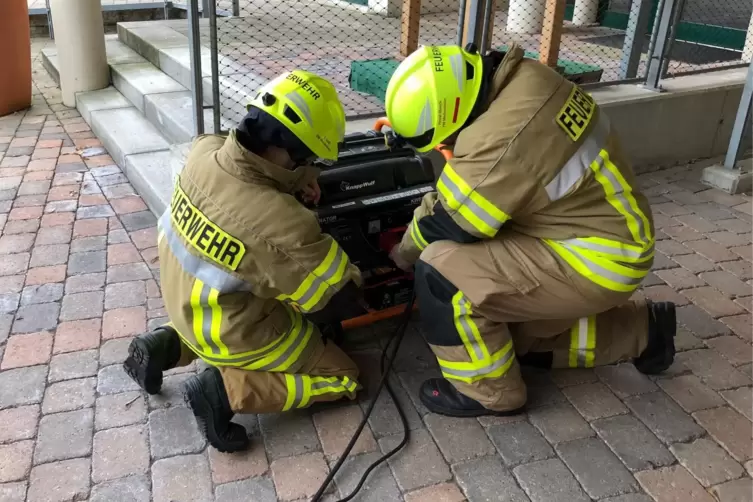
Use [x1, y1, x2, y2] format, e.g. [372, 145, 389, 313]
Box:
[310, 290, 415, 502]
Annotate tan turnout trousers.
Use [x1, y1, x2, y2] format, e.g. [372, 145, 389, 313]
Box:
[415, 232, 649, 412]
[173, 331, 359, 414]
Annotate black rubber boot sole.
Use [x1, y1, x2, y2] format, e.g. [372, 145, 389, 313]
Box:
[419, 391, 526, 418]
[123, 337, 163, 395]
[183, 377, 250, 453]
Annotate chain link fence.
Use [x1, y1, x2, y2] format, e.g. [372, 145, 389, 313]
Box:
[662, 0, 752, 77]
[199, 0, 462, 125]
[192, 0, 753, 125]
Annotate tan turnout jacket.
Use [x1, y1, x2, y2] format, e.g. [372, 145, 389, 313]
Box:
[400, 45, 655, 293]
[158, 131, 361, 371]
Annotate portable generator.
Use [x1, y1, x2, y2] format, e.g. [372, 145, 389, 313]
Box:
[312, 124, 436, 329]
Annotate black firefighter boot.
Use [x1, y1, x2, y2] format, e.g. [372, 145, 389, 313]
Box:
[123, 326, 181, 395]
[419, 378, 526, 418]
[184, 367, 250, 453]
[634, 301, 677, 375]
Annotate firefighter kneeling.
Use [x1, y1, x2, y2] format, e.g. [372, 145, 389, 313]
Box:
[123, 70, 366, 452]
[385, 44, 676, 417]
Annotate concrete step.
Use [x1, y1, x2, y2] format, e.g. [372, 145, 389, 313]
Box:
[40, 45, 184, 218]
[117, 21, 254, 125]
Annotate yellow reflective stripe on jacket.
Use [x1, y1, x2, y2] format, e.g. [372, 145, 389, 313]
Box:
[546, 240, 646, 292]
[438, 340, 516, 384]
[190, 279, 229, 356]
[410, 216, 428, 251]
[282, 374, 358, 411]
[437, 163, 510, 238]
[452, 291, 490, 362]
[591, 150, 652, 246]
[276, 240, 349, 312]
[569, 316, 596, 368]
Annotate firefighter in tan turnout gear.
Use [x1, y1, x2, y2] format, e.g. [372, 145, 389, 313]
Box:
[124, 70, 366, 452]
[385, 44, 677, 417]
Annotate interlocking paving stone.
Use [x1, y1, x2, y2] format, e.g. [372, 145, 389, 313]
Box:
[151, 454, 213, 502]
[720, 386, 753, 421]
[0, 365, 47, 409]
[208, 443, 269, 484]
[92, 424, 150, 483]
[671, 437, 745, 487]
[676, 349, 751, 390]
[624, 391, 705, 444]
[97, 364, 141, 395]
[332, 452, 402, 502]
[0, 441, 33, 483]
[693, 406, 753, 462]
[49, 350, 98, 382]
[34, 408, 94, 464]
[403, 482, 466, 502]
[452, 456, 529, 502]
[0, 405, 39, 444]
[487, 420, 554, 467]
[26, 458, 91, 502]
[595, 363, 658, 398]
[379, 428, 452, 492]
[423, 413, 495, 464]
[41, 377, 96, 414]
[656, 374, 726, 412]
[562, 382, 628, 421]
[592, 414, 675, 472]
[710, 478, 753, 502]
[270, 452, 330, 501]
[636, 465, 715, 502]
[259, 411, 321, 460]
[312, 405, 377, 460]
[90, 474, 151, 502]
[95, 391, 147, 430]
[215, 477, 278, 502]
[148, 407, 206, 459]
[528, 402, 594, 444]
[12, 302, 59, 333]
[512, 458, 590, 502]
[556, 437, 639, 498]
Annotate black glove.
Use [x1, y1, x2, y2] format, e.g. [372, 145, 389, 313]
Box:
[305, 281, 368, 326]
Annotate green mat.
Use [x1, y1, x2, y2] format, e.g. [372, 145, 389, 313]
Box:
[349, 58, 401, 103]
[350, 49, 603, 102]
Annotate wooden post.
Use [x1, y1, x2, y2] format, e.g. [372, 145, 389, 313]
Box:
[539, 0, 566, 67]
[400, 0, 421, 57]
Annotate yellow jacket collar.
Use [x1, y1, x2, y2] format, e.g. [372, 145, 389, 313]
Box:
[216, 130, 320, 194]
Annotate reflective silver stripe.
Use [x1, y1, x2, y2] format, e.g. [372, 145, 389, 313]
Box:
[285, 92, 313, 125]
[295, 246, 346, 310]
[456, 296, 485, 361]
[158, 211, 251, 294]
[290, 375, 305, 409]
[562, 244, 644, 286]
[545, 114, 611, 201]
[597, 160, 650, 244]
[440, 346, 515, 379]
[576, 317, 590, 367]
[560, 238, 654, 261]
[199, 283, 222, 355]
[415, 98, 432, 136]
[439, 172, 504, 232]
[252, 317, 313, 371]
[310, 377, 354, 394]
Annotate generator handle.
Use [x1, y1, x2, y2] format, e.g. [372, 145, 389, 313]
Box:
[373, 117, 455, 161]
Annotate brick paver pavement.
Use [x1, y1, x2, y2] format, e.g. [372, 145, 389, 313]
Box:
[0, 40, 751, 502]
